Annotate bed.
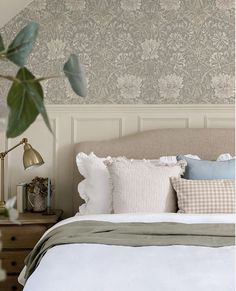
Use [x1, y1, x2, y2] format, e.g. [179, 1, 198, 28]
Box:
[19, 128, 235, 291]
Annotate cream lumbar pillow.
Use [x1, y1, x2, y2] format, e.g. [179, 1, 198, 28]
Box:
[106, 158, 186, 214]
[171, 177, 235, 214]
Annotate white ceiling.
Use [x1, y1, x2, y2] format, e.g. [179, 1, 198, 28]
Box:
[0, 0, 33, 28]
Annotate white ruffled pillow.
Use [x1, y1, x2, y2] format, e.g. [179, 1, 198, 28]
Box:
[76, 152, 112, 215]
[216, 153, 235, 161]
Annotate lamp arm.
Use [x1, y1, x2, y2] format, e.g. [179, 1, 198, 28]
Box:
[0, 138, 28, 159]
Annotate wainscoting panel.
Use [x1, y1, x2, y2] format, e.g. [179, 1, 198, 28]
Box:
[72, 117, 124, 143]
[204, 116, 235, 128]
[138, 116, 190, 131]
[0, 104, 234, 217]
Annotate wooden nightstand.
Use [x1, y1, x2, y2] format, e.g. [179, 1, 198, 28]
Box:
[0, 209, 63, 291]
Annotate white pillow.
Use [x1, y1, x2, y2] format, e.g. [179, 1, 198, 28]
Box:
[216, 153, 235, 161]
[107, 158, 186, 213]
[76, 152, 112, 215]
[76, 153, 201, 215]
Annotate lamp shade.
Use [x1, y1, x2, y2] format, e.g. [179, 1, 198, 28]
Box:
[23, 143, 44, 170]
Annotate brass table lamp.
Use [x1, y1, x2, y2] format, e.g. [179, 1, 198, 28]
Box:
[0, 138, 44, 212]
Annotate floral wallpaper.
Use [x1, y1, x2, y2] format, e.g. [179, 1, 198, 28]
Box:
[0, 0, 235, 104]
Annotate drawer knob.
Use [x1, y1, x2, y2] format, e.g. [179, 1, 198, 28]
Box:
[11, 236, 16, 241]
[11, 285, 17, 291]
[11, 261, 17, 266]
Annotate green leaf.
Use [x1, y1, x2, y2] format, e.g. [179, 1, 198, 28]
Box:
[6, 22, 39, 67]
[0, 33, 4, 52]
[63, 54, 87, 97]
[6, 67, 51, 138]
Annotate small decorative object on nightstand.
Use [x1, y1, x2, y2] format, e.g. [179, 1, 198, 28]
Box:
[0, 209, 63, 291]
[27, 177, 53, 213]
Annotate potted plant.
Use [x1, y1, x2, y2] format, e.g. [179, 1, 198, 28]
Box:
[27, 177, 52, 212]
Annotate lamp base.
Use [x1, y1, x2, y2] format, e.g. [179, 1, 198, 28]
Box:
[0, 201, 6, 215]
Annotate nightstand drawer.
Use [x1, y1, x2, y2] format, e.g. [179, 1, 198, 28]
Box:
[1, 225, 46, 249]
[0, 275, 23, 291]
[0, 251, 29, 274]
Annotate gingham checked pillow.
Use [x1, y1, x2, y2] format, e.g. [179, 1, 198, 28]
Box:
[171, 178, 235, 214]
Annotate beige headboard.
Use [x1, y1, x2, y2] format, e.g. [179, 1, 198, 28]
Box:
[73, 128, 235, 213]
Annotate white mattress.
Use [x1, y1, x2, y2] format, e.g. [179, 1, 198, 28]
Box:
[20, 213, 235, 291]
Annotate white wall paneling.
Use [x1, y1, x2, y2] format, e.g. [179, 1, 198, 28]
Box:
[0, 104, 234, 217]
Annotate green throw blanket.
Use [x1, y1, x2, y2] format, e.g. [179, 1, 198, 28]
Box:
[24, 220, 235, 281]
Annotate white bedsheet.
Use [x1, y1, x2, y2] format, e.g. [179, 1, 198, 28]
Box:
[20, 213, 235, 291]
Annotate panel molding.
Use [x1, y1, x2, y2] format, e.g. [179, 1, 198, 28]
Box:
[204, 116, 235, 128]
[0, 104, 234, 217]
[138, 116, 190, 131]
[71, 117, 125, 143]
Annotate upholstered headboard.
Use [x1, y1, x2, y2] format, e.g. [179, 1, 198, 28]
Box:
[73, 128, 235, 213]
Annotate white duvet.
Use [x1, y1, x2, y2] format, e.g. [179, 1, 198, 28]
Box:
[20, 213, 235, 291]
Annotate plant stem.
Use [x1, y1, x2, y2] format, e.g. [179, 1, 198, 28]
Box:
[23, 74, 64, 84]
[0, 74, 64, 84]
[0, 74, 19, 82]
[35, 75, 64, 82]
